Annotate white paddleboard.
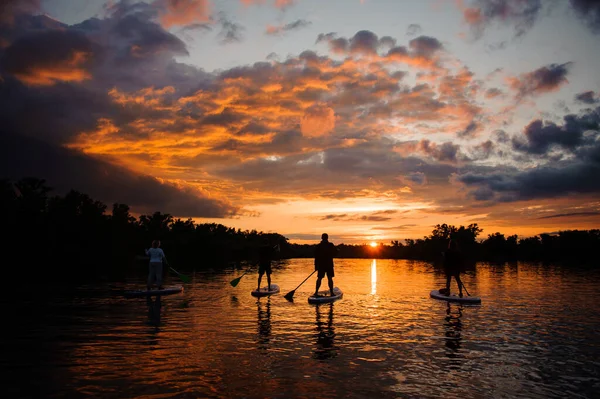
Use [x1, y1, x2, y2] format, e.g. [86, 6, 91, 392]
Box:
[430, 290, 481, 304]
[124, 286, 183, 298]
[308, 287, 343, 304]
[251, 284, 280, 297]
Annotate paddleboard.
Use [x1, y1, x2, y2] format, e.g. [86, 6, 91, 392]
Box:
[124, 286, 183, 298]
[251, 284, 280, 297]
[308, 287, 343, 304]
[430, 290, 481, 304]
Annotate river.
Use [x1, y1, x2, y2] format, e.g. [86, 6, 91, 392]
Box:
[4, 259, 600, 398]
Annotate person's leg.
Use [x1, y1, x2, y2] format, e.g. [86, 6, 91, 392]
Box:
[327, 275, 334, 295]
[267, 271, 271, 291]
[315, 277, 322, 296]
[147, 263, 155, 290]
[445, 274, 451, 294]
[455, 274, 463, 297]
[156, 263, 163, 290]
[257, 270, 264, 291]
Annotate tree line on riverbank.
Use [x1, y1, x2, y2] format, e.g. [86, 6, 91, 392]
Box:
[2, 177, 598, 281]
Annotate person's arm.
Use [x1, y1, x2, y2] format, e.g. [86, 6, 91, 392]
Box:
[145, 248, 150, 256]
[161, 249, 167, 263]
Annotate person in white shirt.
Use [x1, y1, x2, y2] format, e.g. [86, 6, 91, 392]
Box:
[145, 240, 167, 290]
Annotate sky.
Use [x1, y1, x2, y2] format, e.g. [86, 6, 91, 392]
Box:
[0, 0, 599, 244]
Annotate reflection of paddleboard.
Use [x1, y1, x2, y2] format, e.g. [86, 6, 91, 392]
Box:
[124, 286, 183, 298]
[430, 290, 481, 304]
[251, 284, 280, 297]
[308, 287, 343, 304]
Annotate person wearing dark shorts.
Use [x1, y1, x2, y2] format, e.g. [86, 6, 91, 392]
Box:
[314, 233, 337, 296]
[257, 238, 276, 291]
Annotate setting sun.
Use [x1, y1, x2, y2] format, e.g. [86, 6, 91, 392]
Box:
[370, 242, 378, 248]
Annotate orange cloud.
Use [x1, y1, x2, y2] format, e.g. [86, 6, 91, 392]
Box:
[301, 104, 335, 137]
[12, 51, 92, 86]
[157, 0, 211, 28]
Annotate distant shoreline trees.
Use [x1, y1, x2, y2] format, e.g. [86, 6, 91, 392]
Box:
[2, 177, 598, 282]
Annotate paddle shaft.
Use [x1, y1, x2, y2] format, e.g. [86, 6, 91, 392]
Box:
[284, 270, 317, 299]
[167, 262, 191, 283]
[460, 280, 471, 296]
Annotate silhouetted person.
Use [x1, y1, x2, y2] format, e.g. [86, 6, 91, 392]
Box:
[314, 233, 337, 296]
[145, 240, 167, 290]
[443, 239, 463, 297]
[257, 238, 277, 291]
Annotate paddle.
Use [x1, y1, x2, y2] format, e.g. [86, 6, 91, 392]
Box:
[230, 264, 255, 287]
[460, 280, 471, 297]
[284, 270, 317, 301]
[167, 262, 192, 284]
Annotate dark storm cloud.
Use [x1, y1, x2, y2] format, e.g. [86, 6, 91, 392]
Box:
[0, 0, 40, 25]
[512, 108, 600, 155]
[0, 3, 234, 218]
[1, 29, 97, 86]
[0, 134, 239, 217]
[570, 0, 600, 33]
[456, 106, 600, 202]
[462, 0, 543, 39]
[458, 161, 600, 202]
[575, 91, 599, 104]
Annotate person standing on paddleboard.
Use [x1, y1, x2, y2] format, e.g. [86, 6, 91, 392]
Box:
[443, 239, 463, 297]
[257, 238, 278, 291]
[314, 233, 337, 297]
[145, 240, 167, 291]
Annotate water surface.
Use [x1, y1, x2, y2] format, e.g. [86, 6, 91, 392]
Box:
[5, 259, 600, 398]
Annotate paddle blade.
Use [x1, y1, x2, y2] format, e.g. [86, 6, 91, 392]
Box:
[178, 274, 192, 284]
[230, 276, 242, 287]
[283, 290, 295, 301]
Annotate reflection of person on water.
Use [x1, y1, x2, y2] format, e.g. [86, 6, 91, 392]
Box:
[314, 303, 337, 360]
[257, 238, 278, 292]
[314, 233, 337, 297]
[444, 303, 463, 353]
[146, 295, 162, 327]
[443, 239, 463, 297]
[145, 240, 167, 290]
[257, 299, 271, 349]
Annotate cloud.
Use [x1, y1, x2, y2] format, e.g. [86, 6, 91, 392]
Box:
[511, 110, 600, 155]
[460, 0, 543, 39]
[0, 0, 40, 26]
[537, 211, 600, 219]
[240, 0, 297, 10]
[0, 134, 239, 217]
[575, 91, 599, 104]
[265, 19, 311, 36]
[406, 24, 422, 36]
[570, 0, 600, 33]
[217, 13, 244, 44]
[155, 0, 211, 29]
[508, 62, 572, 99]
[300, 104, 335, 137]
[318, 210, 398, 222]
[456, 106, 600, 202]
[1, 30, 95, 86]
[395, 140, 467, 164]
